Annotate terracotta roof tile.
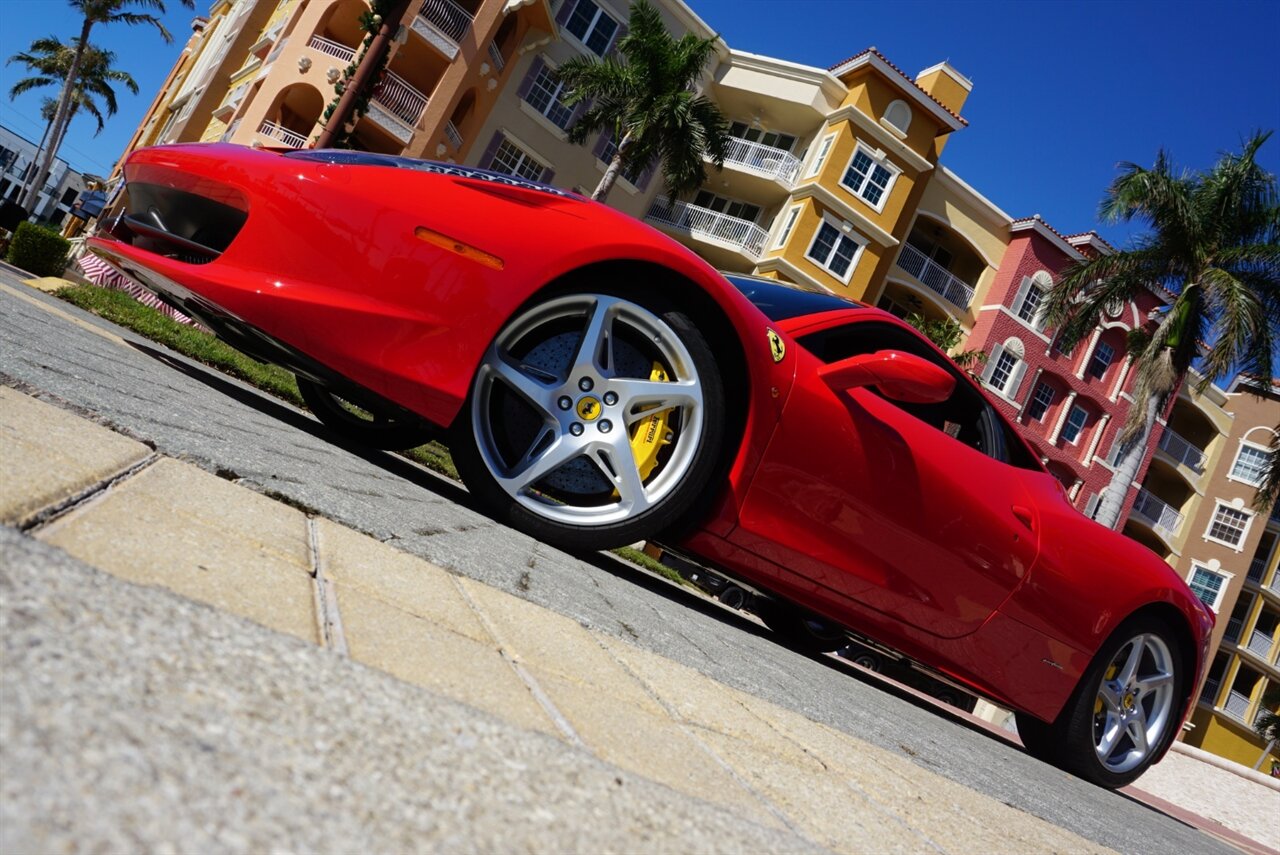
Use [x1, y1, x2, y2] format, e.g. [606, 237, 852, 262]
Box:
[827, 48, 968, 126]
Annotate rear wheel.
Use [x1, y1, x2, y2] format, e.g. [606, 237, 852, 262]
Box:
[451, 290, 725, 552]
[1017, 615, 1183, 788]
[297, 377, 433, 450]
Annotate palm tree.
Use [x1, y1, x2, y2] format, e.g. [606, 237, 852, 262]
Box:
[8, 36, 138, 200]
[555, 0, 730, 203]
[18, 0, 191, 213]
[1044, 132, 1280, 528]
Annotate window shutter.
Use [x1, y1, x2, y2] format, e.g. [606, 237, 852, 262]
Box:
[1007, 360, 1028, 399]
[607, 23, 628, 56]
[554, 0, 578, 27]
[981, 343, 1004, 384]
[635, 159, 657, 193]
[1011, 276, 1031, 315]
[516, 56, 545, 102]
[479, 131, 504, 170]
[568, 96, 590, 128]
[540, 167, 555, 185]
[592, 130, 613, 162]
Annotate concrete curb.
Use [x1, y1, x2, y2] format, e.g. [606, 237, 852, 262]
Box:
[1170, 740, 1280, 791]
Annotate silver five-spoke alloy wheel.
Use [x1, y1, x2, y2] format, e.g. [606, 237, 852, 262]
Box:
[1091, 631, 1176, 774]
[470, 293, 706, 527]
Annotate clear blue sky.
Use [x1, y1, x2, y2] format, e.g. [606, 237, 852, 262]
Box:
[2, 0, 1277, 248]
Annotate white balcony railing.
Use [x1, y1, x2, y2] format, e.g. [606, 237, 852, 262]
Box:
[308, 34, 356, 63]
[895, 242, 976, 309]
[444, 121, 463, 149]
[1247, 628, 1274, 660]
[1200, 677, 1220, 704]
[419, 0, 473, 44]
[372, 70, 428, 127]
[1223, 689, 1252, 723]
[1129, 488, 1184, 538]
[487, 41, 506, 72]
[721, 137, 801, 186]
[644, 197, 769, 259]
[1157, 428, 1206, 472]
[258, 120, 308, 148]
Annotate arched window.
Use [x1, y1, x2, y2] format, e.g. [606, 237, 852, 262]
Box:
[884, 100, 911, 134]
[982, 336, 1028, 398]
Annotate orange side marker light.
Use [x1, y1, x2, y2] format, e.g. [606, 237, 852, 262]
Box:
[414, 226, 505, 270]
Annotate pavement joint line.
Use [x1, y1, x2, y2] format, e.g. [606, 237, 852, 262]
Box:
[449, 575, 587, 749]
[308, 516, 349, 656]
[589, 629, 819, 842]
[1, 371, 160, 450]
[0, 281, 129, 347]
[20, 453, 162, 535]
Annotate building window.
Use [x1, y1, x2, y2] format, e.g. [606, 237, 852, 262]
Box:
[982, 340, 1027, 399]
[564, 0, 619, 56]
[595, 133, 647, 186]
[805, 220, 863, 282]
[1230, 443, 1273, 486]
[1187, 565, 1229, 612]
[692, 190, 760, 223]
[1206, 502, 1252, 549]
[839, 144, 899, 211]
[807, 134, 835, 177]
[60, 187, 78, 206]
[774, 205, 801, 249]
[729, 121, 796, 152]
[524, 63, 574, 129]
[489, 137, 547, 182]
[988, 351, 1018, 393]
[1061, 404, 1089, 445]
[1086, 340, 1115, 379]
[1025, 381, 1055, 422]
[1013, 275, 1048, 326]
[883, 100, 912, 134]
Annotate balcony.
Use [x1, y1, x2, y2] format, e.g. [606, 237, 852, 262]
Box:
[308, 34, 356, 63]
[213, 81, 251, 120]
[487, 41, 506, 73]
[413, 0, 474, 60]
[1247, 628, 1275, 661]
[1222, 689, 1252, 724]
[366, 71, 428, 143]
[644, 197, 768, 266]
[1249, 558, 1267, 584]
[894, 242, 976, 310]
[1225, 616, 1244, 644]
[1129, 488, 1184, 541]
[258, 120, 308, 149]
[721, 138, 801, 186]
[1200, 677, 1220, 704]
[444, 120, 463, 150]
[1156, 427, 1206, 474]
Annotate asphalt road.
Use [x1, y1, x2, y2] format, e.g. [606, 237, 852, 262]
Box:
[0, 271, 1230, 855]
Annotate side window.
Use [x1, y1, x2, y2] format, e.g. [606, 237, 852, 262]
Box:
[796, 321, 1041, 471]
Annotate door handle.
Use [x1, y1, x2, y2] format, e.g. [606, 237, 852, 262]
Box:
[1012, 505, 1035, 530]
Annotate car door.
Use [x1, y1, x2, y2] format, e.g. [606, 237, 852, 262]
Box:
[732, 317, 1042, 640]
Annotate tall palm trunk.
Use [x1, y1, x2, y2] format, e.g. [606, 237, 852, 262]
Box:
[1095, 393, 1161, 528]
[592, 131, 632, 201]
[19, 21, 92, 212]
[17, 118, 55, 202]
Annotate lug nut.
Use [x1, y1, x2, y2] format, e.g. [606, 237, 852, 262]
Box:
[569, 422, 584, 436]
[558, 396, 572, 410]
[603, 391, 618, 406]
[599, 420, 613, 433]
[578, 377, 594, 392]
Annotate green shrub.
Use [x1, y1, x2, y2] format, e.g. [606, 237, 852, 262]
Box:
[5, 222, 70, 277]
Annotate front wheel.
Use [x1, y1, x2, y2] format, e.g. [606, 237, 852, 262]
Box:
[451, 290, 725, 552]
[1017, 615, 1184, 789]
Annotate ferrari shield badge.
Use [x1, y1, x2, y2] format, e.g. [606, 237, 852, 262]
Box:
[766, 328, 786, 363]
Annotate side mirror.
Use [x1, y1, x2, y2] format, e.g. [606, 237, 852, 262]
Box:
[819, 349, 956, 404]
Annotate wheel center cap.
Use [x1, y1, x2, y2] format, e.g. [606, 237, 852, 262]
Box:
[576, 396, 602, 421]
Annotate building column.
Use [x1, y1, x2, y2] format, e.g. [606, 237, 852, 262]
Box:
[1110, 354, 1135, 401]
[1075, 328, 1103, 379]
[1048, 390, 1078, 444]
[1016, 367, 1044, 423]
[1069, 478, 1084, 501]
[1085, 413, 1111, 463]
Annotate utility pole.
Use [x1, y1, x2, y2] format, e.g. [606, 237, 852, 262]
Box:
[315, 0, 414, 149]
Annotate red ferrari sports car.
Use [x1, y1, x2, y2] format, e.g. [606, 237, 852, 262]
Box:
[88, 143, 1212, 788]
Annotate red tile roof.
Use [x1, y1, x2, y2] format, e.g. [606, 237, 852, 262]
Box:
[827, 48, 968, 126]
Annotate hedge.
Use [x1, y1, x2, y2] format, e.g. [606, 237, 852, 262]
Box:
[5, 221, 70, 277]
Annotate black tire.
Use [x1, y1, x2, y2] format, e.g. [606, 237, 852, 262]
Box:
[297, 377, 434, 450]
[451, 289, 726, 552]
[754, 599, 847, 653]
[1016, 614, 1185, 789]
[848, 650, 883, 672]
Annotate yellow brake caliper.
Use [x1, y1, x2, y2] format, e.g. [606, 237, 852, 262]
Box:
[1096, 663, 1119, 714]
[628, 362, 674, 482]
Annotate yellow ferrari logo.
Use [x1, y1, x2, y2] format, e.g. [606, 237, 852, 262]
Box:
[766, 328, 786, 363]
[576, 396, 601, 421]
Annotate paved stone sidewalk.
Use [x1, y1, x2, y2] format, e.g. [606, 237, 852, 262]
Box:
[0, 385, 1115, 852]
